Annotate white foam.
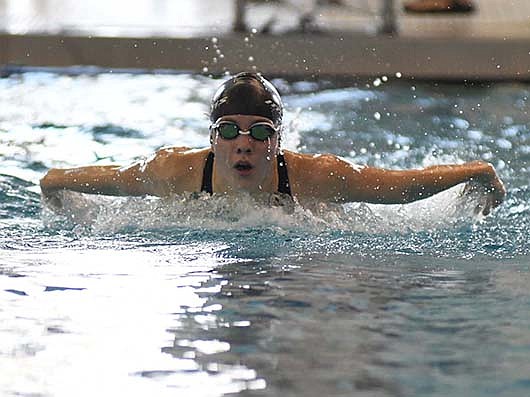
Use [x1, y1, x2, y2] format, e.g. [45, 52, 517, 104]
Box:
[42, 184, 485, 235]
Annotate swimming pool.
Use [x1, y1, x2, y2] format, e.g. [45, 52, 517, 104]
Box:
[1, 72, 529, 396]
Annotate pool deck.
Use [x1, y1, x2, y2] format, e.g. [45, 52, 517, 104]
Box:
[0, 0, 529, 81]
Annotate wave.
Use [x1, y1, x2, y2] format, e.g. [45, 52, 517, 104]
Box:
[0, 175, 519, 259]
[40, 184, 485, 235]
[0, 174, 41, 219]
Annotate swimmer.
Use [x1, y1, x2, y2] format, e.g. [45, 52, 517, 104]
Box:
[40, 72, 505, 215]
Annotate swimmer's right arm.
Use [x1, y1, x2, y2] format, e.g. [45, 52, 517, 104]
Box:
[40, 147, 205, 202]
[40, 163, 159, 198]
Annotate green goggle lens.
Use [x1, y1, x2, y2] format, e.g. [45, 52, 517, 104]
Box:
[217, 123, 239, 139]
[249, 124, 275, 140]
[214, 122, 276, 141]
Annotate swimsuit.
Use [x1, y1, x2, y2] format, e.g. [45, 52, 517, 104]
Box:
[200, 152, 292, 196]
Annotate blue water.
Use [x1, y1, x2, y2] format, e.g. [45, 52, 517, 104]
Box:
[0, 73, 529, 397]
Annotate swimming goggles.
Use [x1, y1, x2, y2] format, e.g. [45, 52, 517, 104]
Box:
[210, 121, 277, 141]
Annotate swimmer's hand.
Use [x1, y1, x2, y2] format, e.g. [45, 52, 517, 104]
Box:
[462, 161, 506, 216]
[40, 170, 66, 213]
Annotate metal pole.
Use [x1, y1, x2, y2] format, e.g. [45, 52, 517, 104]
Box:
[234, 0, 247, 32]
[380, 0, 397, 35]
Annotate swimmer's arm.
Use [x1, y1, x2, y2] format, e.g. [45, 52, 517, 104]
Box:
[288, 153, 505, 213]
[40, 147, 205, 200]
[40, 163, 158, 197]
[348, 161, 506, 213]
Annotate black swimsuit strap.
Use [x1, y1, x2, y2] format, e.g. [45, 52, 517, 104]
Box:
[276, 153, 292, 196]
[200, 151, 292, 197]
[201, 151, 215, 194]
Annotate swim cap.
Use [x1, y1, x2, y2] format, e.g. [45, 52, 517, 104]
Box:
[210, 72, 283, 128]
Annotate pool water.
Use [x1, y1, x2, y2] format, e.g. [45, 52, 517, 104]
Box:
[0, 73, 529, 397]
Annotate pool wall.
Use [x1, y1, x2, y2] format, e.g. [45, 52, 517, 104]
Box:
[1, 33, 529, 81]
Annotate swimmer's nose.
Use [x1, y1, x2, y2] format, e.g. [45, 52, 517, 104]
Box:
[236, 146, 252, 154]
[235, 135, 253, 154]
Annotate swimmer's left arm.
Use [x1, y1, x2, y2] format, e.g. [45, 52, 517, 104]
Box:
[342, 160, 506, 214]
[290, 153, 505, 214]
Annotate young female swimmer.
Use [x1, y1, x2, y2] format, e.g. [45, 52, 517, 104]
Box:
[41, 72, 505, 215]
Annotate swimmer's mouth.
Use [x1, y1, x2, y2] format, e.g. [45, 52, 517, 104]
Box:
[234, 161, 253, 171]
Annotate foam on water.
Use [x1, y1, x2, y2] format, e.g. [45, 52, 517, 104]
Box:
[41, 183, 483, 235]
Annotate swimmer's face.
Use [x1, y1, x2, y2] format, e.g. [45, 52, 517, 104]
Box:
[211, 114, 280, 193]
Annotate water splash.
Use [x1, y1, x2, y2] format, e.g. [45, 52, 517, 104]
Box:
[41, 184, 484, 236]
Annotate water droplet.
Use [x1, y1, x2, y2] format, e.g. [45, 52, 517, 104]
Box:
[244, 37, 249, 42]
[374, 112, 381, 120]
[373, 78, 381, 87]
[382, 76, 388, 82]
[251, 28, 257, 34]
[395, 72, 402, 78]
[212, 37, 218, 44]
[202, 67, 209, 73]
[248, 56, 254, 62]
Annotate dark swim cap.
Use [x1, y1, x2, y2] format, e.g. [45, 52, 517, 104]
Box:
[210, 72, 283, 128]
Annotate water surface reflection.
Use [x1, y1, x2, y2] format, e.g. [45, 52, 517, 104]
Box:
[161, 253, 525, 397]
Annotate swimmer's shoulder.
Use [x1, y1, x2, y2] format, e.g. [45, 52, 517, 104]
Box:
[156, 146, 210, 158]
[155, 146, 210, 164]
[282, 150, 348, 174]
[147, 147, 211, 194]
[282, 150, 337, 197]
[283, 150, 365, 200]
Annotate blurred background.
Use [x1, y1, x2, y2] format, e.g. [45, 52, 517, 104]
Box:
[0, 0, 528, 79]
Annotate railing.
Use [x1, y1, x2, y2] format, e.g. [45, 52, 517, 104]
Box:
[233, 0, 397, 35]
